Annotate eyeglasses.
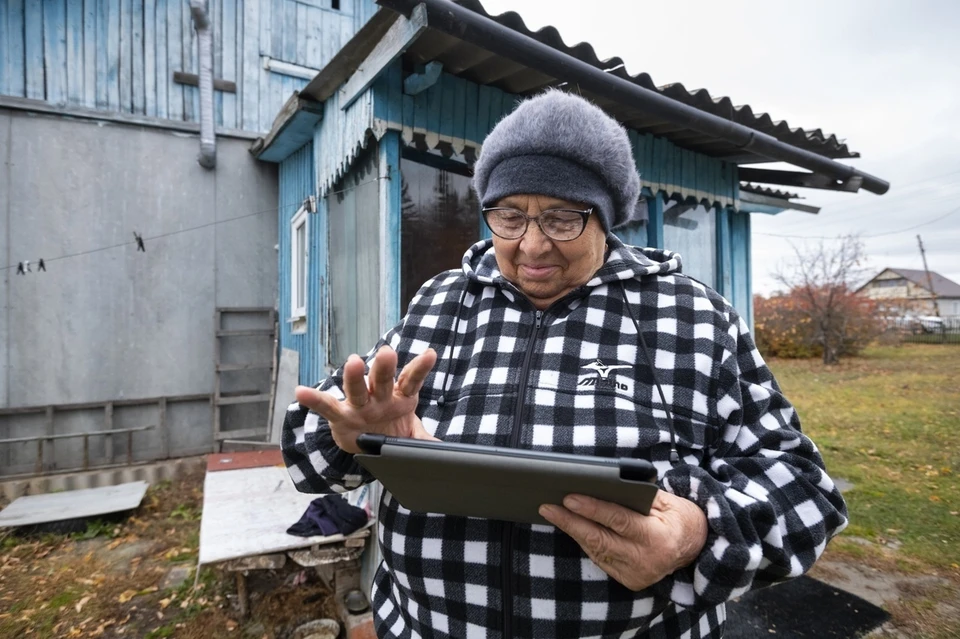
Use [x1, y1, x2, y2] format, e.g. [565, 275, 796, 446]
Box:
[481, 207, 594, 242]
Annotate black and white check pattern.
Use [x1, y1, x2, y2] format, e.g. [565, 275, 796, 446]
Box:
[283, 237, 849, 638]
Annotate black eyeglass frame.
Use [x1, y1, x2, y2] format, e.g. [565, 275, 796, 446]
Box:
[481, 206, 595, 242]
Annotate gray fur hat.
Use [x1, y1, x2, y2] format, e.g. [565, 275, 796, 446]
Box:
[472, 90, 641, 235]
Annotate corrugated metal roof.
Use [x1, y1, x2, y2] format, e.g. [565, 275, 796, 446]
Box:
[740, 184, 802, 200]
[399, 0, 858, 164]
[886, 268, 960, 298]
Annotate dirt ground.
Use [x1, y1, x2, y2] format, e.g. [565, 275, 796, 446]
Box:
[2, 469, 959, 638]
[0, 467, 340, 639]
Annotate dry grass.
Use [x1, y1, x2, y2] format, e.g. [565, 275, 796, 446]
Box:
[0, 468, 337, 638]
[767, 343, 960, 637]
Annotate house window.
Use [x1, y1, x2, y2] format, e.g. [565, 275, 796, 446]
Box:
[291, 204, 309, 321]
[331, 0, 340, 9]
[662, 198, 716, 288]
[875, 278, 907, 288]
[399, 149, 480, 311]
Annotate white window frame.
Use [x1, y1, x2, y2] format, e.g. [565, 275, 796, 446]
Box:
[291, 205, 309, 320]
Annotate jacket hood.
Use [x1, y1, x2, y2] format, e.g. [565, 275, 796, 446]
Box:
[461, 235, 683, 290]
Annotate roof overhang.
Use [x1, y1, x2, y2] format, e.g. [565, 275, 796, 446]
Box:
[253, 0, 889, 198]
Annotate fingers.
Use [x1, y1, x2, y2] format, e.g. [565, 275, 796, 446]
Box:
[369, 346, 398, 402]
[411, 419, 441, 442]
[341, 354, 370, 408]
[295, 385, 343, 423]
[539, 502, 622, 567]
[396, 348, 438, 398]
[560, 495, 642, 539]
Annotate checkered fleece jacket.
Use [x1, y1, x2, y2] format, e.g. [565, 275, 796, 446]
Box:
[283, 237, 848, 639]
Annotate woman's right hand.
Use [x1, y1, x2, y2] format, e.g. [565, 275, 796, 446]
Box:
[294, 345, 439, 454]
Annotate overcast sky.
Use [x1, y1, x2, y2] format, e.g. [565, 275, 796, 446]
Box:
[479, 0, 960, 295]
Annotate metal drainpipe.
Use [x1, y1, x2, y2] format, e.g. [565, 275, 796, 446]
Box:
[190, 0, 217, 169]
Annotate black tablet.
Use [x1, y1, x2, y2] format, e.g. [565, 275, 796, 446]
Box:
[354, 434, 659, 525]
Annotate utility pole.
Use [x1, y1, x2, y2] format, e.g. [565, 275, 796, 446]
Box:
[917, 234, 941, 318]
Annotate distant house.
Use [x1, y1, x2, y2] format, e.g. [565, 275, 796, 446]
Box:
[857, 268, 960, 317]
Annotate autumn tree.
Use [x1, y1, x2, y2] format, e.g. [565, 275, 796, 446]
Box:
[770, 235, 881, 365]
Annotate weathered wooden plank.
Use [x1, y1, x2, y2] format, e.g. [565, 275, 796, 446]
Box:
[4, 0, 26, 97]
[119, 0, 132, 111]
[463, 77, 478, 145]
[337, 9, 353, 69]
[25, 0, 45, 99]
[451, 74, 466, 149]
[439, 73, 454, 138]
[380, 131, 402, 327]
[211, 0, 222, 125]
[242, 0, 261, 130]
[154, 0, 168, 119]
[82, 0, 96, 107]
[339, 3, 427, 111]
[0, 3, 6, 94]
[182, 0, 196, 121]
[386, 57, 403, 125]
[488, 86, 504, 133]
[297, 3, 310, 72]
[304, 4, 322, 73]
[97, 0, 111, 108]
[173, 71, 237, 92]
[143, 0, 157, 117]
[198, 466, 370, 566]
[131, 0, 144, 114]
[424, 75, 442, 148]
[42, 0, 67, 105]
[270, 0, 284, 60]
[66, 0, 83, 105]
[221, 0, 236, 128]
[279, 0, 298, 121]
[0, 3, 12, 96]
[166, 0, 182, 120]
[0, 482, 149, 529]
[476, 82, 492, 137]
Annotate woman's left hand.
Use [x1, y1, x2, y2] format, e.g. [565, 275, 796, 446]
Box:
[539, 490, 708, 592]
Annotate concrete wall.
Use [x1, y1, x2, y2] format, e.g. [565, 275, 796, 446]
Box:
[0, 108, 278, 474]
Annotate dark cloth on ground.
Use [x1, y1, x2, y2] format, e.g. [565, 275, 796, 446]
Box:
[286, 494, 368, 537]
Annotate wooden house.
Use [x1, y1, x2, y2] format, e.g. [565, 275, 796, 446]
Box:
[252, 0, 888, 383]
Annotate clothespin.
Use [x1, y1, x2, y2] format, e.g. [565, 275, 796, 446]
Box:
[16, 262, 25, 275]
[38, 258, 46, 272]
[133, 232, 146, 252]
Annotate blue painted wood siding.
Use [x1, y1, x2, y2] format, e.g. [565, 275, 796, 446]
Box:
[0, 0, 378, 132]
[279, 142, 326, 385]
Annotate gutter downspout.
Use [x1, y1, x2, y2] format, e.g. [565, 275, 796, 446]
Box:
[376, 0, 890, 196]
[190, 0, 217, 169]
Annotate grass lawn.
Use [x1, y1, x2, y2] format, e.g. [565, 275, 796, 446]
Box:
[767, 343, 960, 572]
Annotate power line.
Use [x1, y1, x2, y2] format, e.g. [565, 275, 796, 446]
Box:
[3, 176, 389, 274]
[755, 205, 960, 240]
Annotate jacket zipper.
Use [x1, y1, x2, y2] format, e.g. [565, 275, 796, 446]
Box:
[502, 309, 543, 639]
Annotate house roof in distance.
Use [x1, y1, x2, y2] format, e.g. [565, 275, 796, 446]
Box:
[863, 268, 960, 298]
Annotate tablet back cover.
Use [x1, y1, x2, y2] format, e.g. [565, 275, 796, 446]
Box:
[355, 443, 658, 525]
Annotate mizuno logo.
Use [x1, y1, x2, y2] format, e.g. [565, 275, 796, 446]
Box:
[578, 359, 631, 391]
[581, 359, 632, 380]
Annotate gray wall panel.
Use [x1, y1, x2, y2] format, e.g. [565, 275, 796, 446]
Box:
[1, 109, 278, 473]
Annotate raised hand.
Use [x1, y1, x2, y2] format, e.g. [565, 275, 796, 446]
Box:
[294, 345, 439, 454]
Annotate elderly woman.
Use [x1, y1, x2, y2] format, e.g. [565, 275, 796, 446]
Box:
[283, 91, 847, 639]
